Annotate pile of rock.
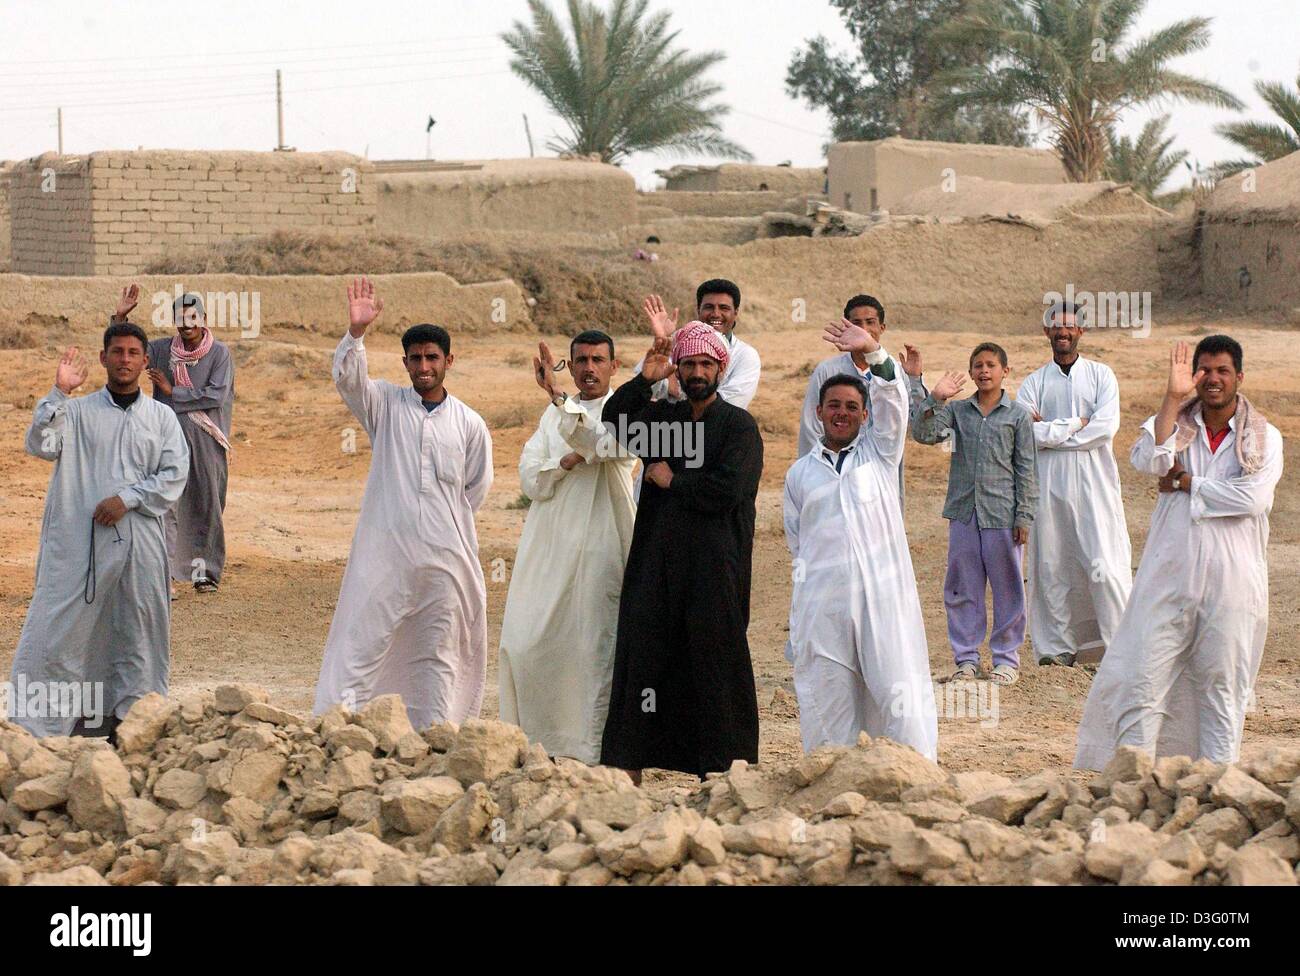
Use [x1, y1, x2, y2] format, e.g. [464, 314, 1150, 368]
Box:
[1, 687, 1297, 885]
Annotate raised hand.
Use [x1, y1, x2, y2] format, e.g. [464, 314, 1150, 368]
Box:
[1166, 341, 1204, 401]
[643, 294, 679, 339]
[645, 461, 673, 488]
[347, 276, 384, 335]
[900, 343, 922, 378]
[147, 367, 173, 397]
[641, 336, 675, 383]
[55, 346, 89, 394]
[931, 370, 968, 403]
[534, 340, 559, 399]
[822, 317, 880, 355]
[113, 284, 140, 323]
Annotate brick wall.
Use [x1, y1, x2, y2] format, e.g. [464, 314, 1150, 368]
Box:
[0, 161, 15, 271]
[8, 150, 375, 275]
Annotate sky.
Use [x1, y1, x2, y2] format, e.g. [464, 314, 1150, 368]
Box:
[1, 0, 1296, 190]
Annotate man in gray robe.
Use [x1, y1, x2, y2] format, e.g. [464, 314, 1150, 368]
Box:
[9, 325, 188, 740]
[113, 285, 234, 592]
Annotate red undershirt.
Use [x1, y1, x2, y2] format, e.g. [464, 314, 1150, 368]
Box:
[1205, 425, 1231, 454]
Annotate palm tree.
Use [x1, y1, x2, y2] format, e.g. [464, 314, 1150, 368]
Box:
[936, 0, 1243, 182]
[1213, 73, 1300, 177]
[502, 0, 752, 165]
[1104, 114, 1187, 205]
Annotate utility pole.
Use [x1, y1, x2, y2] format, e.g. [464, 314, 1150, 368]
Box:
[522, 114, 534, 158]
[275, 69, 286, 150]
[57, 107, 63, 154]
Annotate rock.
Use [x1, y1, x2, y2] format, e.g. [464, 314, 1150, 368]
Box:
[1028, 852, 1086, 885]
[120, 797, 168, 838]
[393, 732, 430, 763]
[725, 763, 789, 812]
[25, 865, 109, 886]
[162, 831, 240, 884]
[1242, 745, 1300, 786]
[957, 819, 1030, 862]
[0, 852, 22, 886]
[299, 787, 340, 819]
[902, 799, 967, 827]
[688, 819, 726, 866]
[1084, 821, 1160, 881]
[1152, 756, 1191, 792]
[821, 792, 867, 817]
[354, 695, 417, 753]
[153, 768, 208, 809]
[66, 749, 133, 834]
[949, 770, 1013, 805]
[791, 741, 946, 809]
[1225, 845, 1297, 886]
[431, 784, 498, 853]
[1123, 858, 1192, 886]
[1288, 780, 1300, 830]
[379, 777, 464, 834]
[214, 751, 286, 804]
[333, 868, 374, 886]
[445, 720, 527, 786]
[890, 828, 968, 876]
[720, 814, 798, 857]
[222, 797, 266, 841]
[573, 789, 653, 828]
[497, 849, 564, 886]
[421, 722, 459, 752]
[1210, 765, 1285, 829]
[418, 852, 498, 886]
[968, 773, 1057, 825]
[567, 862, 615, 886]
[1158, 833, 1208, 876]
[1189, 807, 1252, 853]
[1109, 781, 1147, 818]
[115, 694, 178, 754]
[595, 809, 694, 875]
[214, 684, 269, 714]
[242, 702, 303, 727]
[327, 725, 379, 753]
[1099, 746, 1153, 789]
[12, 771, 70, 812]
[271, 836, 317, 879]
[544, 842, 596, 872]
[327, 752, 377, 792]
[310, 829, 405, 875]
[849, 809, 916, 851]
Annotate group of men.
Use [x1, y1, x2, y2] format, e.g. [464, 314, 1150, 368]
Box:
[8, 273, 1283, 781]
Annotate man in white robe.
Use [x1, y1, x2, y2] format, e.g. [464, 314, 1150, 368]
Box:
[313, 277, 493, 730]
[498, 331, 637, 763]
[1016, 302, 1132, 666]
[783, 320, 938, 760]
[10, 326, 189, 739]
[797, 296, 927, 504]
[1075, 336, 1283, 769]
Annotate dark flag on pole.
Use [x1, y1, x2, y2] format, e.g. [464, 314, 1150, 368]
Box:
[426, 116, 436, 133]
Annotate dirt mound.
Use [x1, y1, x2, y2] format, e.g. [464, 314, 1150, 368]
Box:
[2, 690, 1296, 886]
[896, 176, 1166, 226]
[142, 231, 693, 334]
[1204, 149, 1300, 222]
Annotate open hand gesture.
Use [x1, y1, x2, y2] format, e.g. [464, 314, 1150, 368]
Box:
[55, 346, 89, 394]
[931, 370, 968, 403]
[823, 317, 879, 356]
[900, 344, 922, 378]
[643, 294, 678, 339]
[1166, 341, 1204, 401]
[641, 336, 675, 383]
[534, 340, 560, 399]
[113, 284, 140, 323]
[347, 276, 384, 336]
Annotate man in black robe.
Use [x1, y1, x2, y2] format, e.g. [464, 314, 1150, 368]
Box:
[600, 322, 763, 781]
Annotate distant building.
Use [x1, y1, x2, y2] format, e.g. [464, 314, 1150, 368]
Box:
[827, 136, 1065, 214]
[655, 162, 824, 194]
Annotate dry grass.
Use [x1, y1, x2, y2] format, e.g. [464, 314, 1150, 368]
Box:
[143, 230, 695, 334]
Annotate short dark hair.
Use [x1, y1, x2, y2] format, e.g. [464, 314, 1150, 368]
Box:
[970, 342, 1008, 368]
[570, 329, 614, 359]
[103, 322, 148, 353]
[1193, 334, 1243, 373]
[818, 373, 868, 406]
[843, 294, 885, 324]
[696, 278, 740, 309]
[1043, 300, 1082, 327]
[401, 324, 450, 356]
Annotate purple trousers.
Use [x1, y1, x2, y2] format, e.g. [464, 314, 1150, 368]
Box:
[944, 514, 1025, 668]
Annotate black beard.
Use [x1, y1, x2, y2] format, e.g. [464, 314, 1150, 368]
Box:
[684, 378, 718, 401]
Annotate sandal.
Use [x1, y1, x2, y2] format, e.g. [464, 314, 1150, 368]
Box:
[990, 664, 1019, 685]
[1037, 652, 1076, 667]
[948, 661, 979, 682]
[194, 578, 219, 594]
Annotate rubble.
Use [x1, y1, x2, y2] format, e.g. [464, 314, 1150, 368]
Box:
[1, 690, 1297, 885]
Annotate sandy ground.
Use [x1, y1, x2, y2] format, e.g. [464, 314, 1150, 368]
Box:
[2, 314, 1296, 797]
